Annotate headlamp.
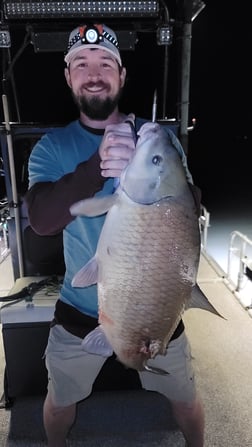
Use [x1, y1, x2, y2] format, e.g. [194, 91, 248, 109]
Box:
[79, 25, 103, 45]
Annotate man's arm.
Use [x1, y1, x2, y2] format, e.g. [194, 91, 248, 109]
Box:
[25, 151, 106, 236]
[26, 117, 136, 236]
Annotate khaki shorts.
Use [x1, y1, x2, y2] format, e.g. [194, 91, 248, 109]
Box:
[45, 325, 196, 407]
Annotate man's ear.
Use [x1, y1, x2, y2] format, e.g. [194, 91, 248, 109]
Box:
[64, 67, 72, 88]
[120, 67, 127, 88]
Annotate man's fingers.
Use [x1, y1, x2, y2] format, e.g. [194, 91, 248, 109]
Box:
[100, 158, 129, 171]
[101, 169, 122, 178]
[99, 114, 136, 178]
[102, 143, 135, 160]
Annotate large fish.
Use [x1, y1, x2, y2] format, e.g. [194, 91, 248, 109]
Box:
[70, 122, 221, 373]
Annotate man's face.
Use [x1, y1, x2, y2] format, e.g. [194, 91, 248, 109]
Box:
[65, 48, 126, 120]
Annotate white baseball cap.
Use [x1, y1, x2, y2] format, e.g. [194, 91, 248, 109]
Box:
[64, 23, 122, 66]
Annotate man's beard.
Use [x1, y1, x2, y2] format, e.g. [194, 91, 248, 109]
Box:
[72, 88, 123, 121]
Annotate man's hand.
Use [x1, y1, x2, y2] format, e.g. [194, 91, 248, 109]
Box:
[99, 114, 136, 178]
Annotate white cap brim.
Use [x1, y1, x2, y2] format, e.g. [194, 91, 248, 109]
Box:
[64, 43, 122, 66]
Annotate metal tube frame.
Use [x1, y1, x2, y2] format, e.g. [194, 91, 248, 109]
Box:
[2, 93, 24, 277]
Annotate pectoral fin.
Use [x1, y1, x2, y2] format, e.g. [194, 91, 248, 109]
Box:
[71, 256, 98, 287]
[81, 326, 113, 357]
[187, 284, 226, 319]
[70, 194, 118, 217]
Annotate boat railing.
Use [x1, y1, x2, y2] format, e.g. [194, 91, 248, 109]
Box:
[227, 230, 252, 292]
[199, 204, 210, 250]
[0, 204, 10, 264]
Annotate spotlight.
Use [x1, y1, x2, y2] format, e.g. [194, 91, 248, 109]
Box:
[0, 24, 11, 47]
[157, 24, 173, 46]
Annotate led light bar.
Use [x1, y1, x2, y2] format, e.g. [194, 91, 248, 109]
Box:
[3, 1, 159, 19]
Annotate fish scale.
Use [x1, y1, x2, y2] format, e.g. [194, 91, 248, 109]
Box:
[96, 195, 199, 370]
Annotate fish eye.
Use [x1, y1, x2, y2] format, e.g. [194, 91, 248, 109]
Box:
[152, 155, 163, 165]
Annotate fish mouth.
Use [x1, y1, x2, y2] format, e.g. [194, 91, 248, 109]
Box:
[137, 122, 160, 137]
[136, 123, 161, 146]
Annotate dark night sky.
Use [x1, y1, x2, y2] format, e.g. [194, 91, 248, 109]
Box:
[1, 1, 251, 216]
[188, 1, 252, 212]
